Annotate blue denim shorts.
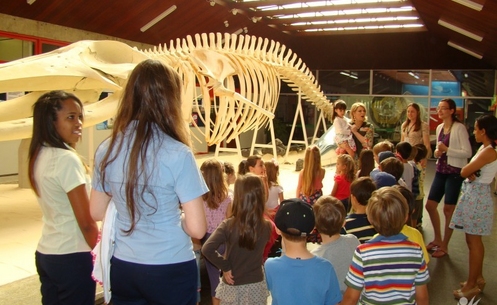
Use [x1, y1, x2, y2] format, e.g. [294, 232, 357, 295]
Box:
[427, 172, 464, 205]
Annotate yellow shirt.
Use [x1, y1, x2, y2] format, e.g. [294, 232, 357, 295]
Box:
[401, 225, 430, 264]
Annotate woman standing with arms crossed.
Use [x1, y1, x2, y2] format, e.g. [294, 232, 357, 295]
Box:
[426, 98, 471, 258]
[29, 91, 98, 305]
[350, 102, 374, 157]
[450, 114, 497, 300]
[90, 60, 207, 305]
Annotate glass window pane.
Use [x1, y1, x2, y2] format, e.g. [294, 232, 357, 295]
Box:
[451, 70, 495, 97]
[319, 70, 370, 95]
[373, 70, 430, 95]
[41, 43, 63, 54]
[0, 37, 34, 62]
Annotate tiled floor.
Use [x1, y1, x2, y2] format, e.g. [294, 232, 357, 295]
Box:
[1, 151, 496, 304]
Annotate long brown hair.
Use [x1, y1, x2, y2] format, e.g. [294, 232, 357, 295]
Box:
[201, 159, 229, 210]
[357, 150, 375, 178]
[230, 174, 268, 250]
[301, 145, 322, 196]
[265, 160, 279, 185]
[97, 59, 190, 234]
[402, 103, 422, 132]
[28, 91, 84, 196]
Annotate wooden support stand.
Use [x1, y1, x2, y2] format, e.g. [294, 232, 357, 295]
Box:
[250, 118, 277, 157]
[311, 109, 328, 144]
[284, 91, 308, 162]
[215, 136, 242, 158]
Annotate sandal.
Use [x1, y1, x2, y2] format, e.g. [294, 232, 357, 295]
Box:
[432, 248, 448, 258]
[460, 278, 486, 292]
[453, 286, 481, 300]
[426, 242, 440, 252]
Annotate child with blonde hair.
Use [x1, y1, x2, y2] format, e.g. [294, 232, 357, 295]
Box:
[200, 159, 233, 305]
[372, 140, 394, 165]
[331, 154, 356, 212]
[202, 174, 272, 305]
[296, 145, 326, 205]
[342, 187, 429, 305]
[332, 100, 356, 157]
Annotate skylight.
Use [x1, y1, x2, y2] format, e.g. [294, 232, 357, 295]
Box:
[233, 0, 424, 34]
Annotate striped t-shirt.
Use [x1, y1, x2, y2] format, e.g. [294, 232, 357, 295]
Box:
[342, 213, 377, 243]
[345, 233, 430, 305]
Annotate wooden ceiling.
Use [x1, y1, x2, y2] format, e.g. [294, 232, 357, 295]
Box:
[0, 0, 496, 69]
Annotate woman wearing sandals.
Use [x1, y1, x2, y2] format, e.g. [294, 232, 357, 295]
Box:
[450, 114, 497, 300]
[425, 98, 472, 258]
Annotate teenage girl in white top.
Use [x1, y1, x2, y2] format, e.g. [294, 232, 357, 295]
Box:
[450, 114, 497, 300]
[29, 91, 98, 305]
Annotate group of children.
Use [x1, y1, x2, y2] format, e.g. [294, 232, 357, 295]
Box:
[197, 138, 431, 304]
[198, 156, 282, 305]
[194, 99, 434, 305]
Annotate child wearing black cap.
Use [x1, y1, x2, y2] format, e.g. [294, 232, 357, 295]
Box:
[264, 198, 342, 305]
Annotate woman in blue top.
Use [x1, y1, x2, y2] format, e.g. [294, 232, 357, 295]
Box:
[90, 59, 208, 305]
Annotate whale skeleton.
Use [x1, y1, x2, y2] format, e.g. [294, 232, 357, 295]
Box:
[0, 32, 333, 153]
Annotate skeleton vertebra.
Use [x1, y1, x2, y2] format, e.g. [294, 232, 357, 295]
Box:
[0, 33, 332, 148]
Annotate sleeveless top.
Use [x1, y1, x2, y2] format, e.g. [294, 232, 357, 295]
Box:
[471, 145, 497, 184]
[204, 192, 233, 233]
[436, 130, 461, 174]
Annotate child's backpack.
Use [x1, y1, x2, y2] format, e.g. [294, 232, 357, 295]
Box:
[411, 163, 420, 198]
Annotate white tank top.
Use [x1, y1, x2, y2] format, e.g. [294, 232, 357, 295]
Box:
[473, 145, 497, 184]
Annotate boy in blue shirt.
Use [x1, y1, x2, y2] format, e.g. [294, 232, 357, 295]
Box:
[264, 198, 342, 305]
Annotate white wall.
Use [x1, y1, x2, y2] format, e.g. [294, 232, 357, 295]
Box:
[0, 139, 22, 176]
[0, 125, 262, 178]
[0, 126, 112, 178]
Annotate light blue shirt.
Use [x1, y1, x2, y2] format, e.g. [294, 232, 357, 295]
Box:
[265, 255, 342, 305]
[93, 123, 208, 265]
